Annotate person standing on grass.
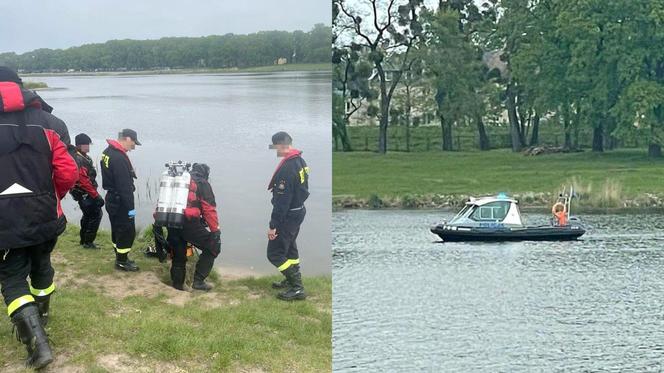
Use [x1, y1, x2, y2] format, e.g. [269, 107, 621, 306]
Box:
[165, 163, 221, 291]
[266, 131, 309, 301]
[0, 67, 78, 369]
[70, 133, 105, 249]
[100, 129, 141, 272]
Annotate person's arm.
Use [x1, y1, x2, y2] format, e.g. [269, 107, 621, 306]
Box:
[269, 167, 295, 230]
[197, 181, 220, 232]
[77, 167, 99, 198]
[112, 156, 135, 211]
[44, 129, 78, 198]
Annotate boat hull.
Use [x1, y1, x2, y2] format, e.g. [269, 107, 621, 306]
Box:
[431, 225, 585, 242]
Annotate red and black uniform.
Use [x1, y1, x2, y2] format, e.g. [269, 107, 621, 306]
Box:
[0, 81, 78, 318]
[100, 139, 137, 258]
[166, 166, 221, 289]
[267, 149, 309, 273]
[71, 150, 103, 245]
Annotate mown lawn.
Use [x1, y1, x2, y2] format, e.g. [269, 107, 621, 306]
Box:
[0, 226, 331, 372]
[333, 149, 664, 199]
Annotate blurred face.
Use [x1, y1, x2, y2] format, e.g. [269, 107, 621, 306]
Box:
[79, 144, 90, 153]
[273, 144, 291, 158]
[120, 137, 136, 151]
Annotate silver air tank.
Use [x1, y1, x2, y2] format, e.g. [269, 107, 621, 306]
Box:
[155, 161, 191, 228]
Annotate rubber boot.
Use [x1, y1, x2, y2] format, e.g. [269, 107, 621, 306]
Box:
[171, 263, 186, 291]
[192, 275, 213, 291]
[11, 304, 53, 369]
[115, 252, 139, 272]
[34, 296, 50, 327]
[277, 267, 306, 301]
[271, 277, 289, 289]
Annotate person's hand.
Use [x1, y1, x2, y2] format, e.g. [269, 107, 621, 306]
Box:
[95, 195, 105, 207]
[268, 228, 278, 240]
[128, 209, 136, 218]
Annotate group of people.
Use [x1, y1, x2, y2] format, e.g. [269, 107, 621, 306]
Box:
[0, 67, 310, 369]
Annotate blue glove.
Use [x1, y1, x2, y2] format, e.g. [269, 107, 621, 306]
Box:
[128, 209, 136, 217]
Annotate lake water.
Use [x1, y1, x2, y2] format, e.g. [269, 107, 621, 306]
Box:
[36, 72, 331, 275]
[333, 210, 664, 371]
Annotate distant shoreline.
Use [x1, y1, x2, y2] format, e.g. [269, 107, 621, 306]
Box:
[21, 63, 330, 77]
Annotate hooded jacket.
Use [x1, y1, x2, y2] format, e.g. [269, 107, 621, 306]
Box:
[0, 82, 78, 247]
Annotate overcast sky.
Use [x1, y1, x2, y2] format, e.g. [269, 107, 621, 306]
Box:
[0, 0, 330, 54]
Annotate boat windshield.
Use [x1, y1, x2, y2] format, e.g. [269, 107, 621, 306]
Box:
[449, 204, 472, 223]
[469, 201, 511, 222]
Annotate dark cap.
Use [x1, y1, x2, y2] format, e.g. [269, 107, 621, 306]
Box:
[191, 163, 210, 180]
[269, 131, 292, 149]
[119, 128, 141, 145]
[0, 66, 22, 85]
[75, 133, 92, 146]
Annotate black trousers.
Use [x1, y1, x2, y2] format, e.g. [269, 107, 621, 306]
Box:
[105, 193, 135, 254]
[78, 197, 102, 245]
[167, 219, 220, 285]
[0, 238, 56, 317]
[267, 207, 305, 273]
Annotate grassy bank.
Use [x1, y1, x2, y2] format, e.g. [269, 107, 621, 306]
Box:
[333, 149, 664, 210]
[21, 63, 330, 77]
[0, 226, 331, 372]
[23, 81, 48, 90]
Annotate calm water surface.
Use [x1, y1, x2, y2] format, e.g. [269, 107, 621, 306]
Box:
[333, 210, 664, 371]
[37, 72, 331, 274]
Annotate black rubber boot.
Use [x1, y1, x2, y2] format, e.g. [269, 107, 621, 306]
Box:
[271, 278, 289, 289]
[34, 296, 51, 327]
[82, 242, 99, 249]
[277, 267, 306, 301]
[115, 252, 139, 272]
[192, 278, 212, 291]
[11, 304, 53, 369]
[171, 263, 186, 291]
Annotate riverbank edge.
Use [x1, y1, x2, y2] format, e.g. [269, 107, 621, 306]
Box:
[333, 192, 664, 214]
[20, 63, 331, 77]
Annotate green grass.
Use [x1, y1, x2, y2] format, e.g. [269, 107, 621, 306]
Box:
[333, 149, 664, 201]
[0, 226, 331, 372]
[22, 81, 48, 90]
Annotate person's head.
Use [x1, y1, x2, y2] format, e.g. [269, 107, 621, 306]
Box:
[75, 133, 92, 153]
[269, 131, 293, 158]
[191, 163, 211, 180]
[553, 203, 564, 213]
[0, 66, 22, 86]
[117, 128, 141, 151]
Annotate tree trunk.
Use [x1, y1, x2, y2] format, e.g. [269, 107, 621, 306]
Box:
[476, 113, 490, 150]
[592, 122, 604, 152]
[529, 113, 540, 146]
[405, 85, 411, 152]
[506, 83, 524, 152]
[440, 115, 453, 151]
[563, 106, 572, 150]
[648, 143, 662, 158]
[338, 118, 353, 151]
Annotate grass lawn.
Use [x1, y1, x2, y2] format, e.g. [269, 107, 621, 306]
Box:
[333, 149, 664, 200]
[0, 226, 331, 372]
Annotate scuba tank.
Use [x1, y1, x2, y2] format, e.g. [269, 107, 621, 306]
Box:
[155, 161, 191, 228]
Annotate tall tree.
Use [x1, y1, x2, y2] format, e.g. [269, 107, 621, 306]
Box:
[333, 0, 424, 154]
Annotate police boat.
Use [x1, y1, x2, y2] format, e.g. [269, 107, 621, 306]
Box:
[430, 192, 585, 242]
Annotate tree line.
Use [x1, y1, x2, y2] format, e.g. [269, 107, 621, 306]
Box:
[333, 0, 664, 157]
[0, 24, 330, 72]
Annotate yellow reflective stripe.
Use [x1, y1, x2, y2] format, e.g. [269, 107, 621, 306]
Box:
[278, 258, 300, 272]
[30, 283, 55, 297]
[7, 295, 35, 316]
[115, 247, 131, 254]
[278, 259, 294, 272]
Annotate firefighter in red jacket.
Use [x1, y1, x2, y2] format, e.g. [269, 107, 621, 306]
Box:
[0, 67, 78, 369]
[166, 163, 221, 291]
[267, 132, 309, 301]
[70, 133, 105, 249]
